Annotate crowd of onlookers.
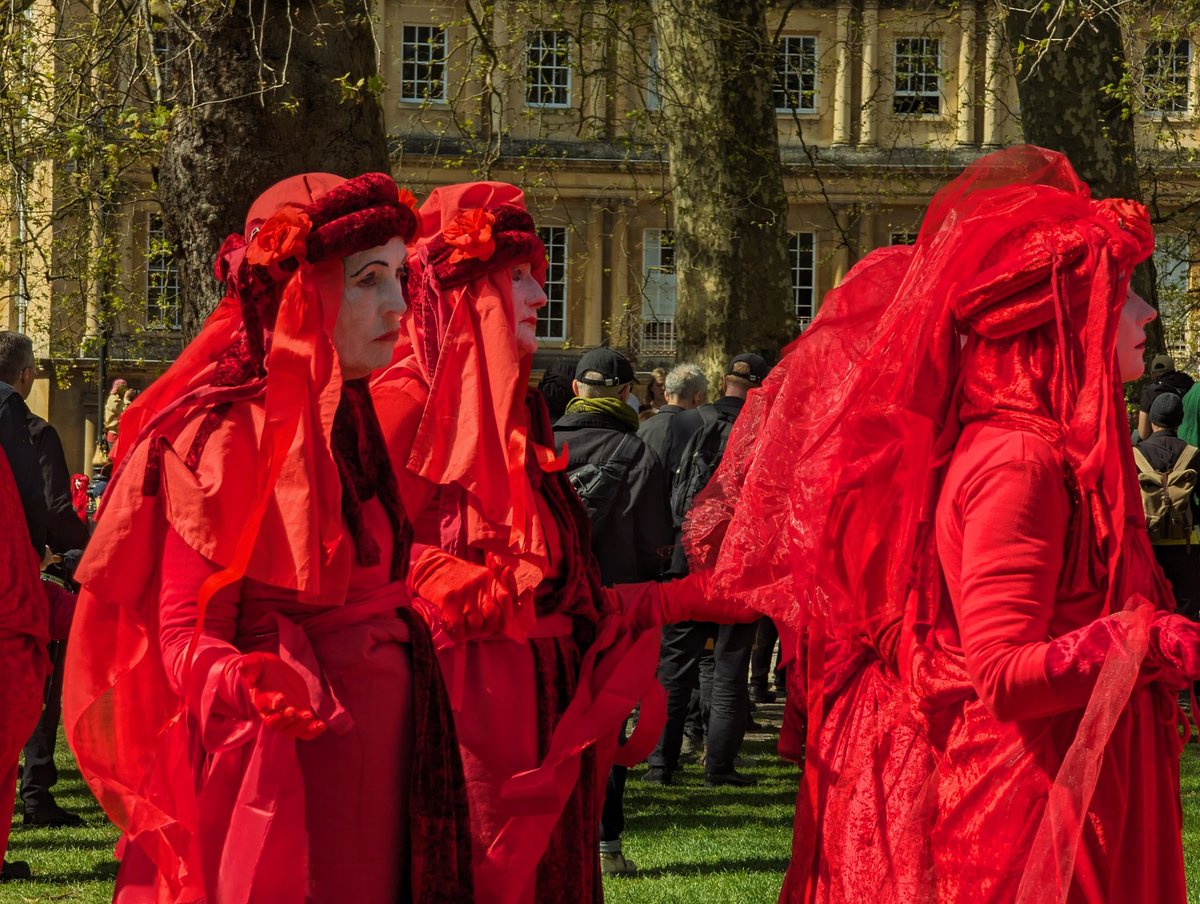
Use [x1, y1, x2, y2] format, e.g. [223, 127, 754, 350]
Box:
[540, 349, 785, 876]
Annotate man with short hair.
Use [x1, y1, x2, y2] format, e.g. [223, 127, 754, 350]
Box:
[1137, 354, 1195, 440]
[644, 353, 770, 788]
[1, 340, 88, 828]
[637, 363, 707, 486]
[553, 347, 674, 877]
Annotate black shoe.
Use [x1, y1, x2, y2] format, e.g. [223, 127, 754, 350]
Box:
[24, 802, 83, 828]
[0, 860, 32, 881]
[705, 770, 758, 787]
[641, 767, 673, 785]
[752, 687, 777, 704]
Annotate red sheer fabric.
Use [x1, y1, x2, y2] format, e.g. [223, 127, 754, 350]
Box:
[63, 174, 472, 902]
[373, 183, 665, 904]
[685, 146, 1188, 902]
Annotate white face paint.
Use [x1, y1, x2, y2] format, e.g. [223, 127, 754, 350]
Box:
[334, 236, 409, 379]
[510, 262, 548, 357]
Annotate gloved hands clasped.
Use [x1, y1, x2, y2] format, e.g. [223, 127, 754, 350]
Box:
[408, 547, 519, 641]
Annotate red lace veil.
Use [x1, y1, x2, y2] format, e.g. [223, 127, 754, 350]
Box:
[375, 182, 561, 605]
[64, 172, 420, 902]
[685, 145, 1171, 899]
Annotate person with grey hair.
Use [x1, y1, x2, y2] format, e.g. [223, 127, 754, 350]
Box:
[638, 363, 707, 483]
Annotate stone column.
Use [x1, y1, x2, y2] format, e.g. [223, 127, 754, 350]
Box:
[982, 6, 1004, 146]
[859, 0, 880, 146]
[956, 0, 976, 146]
[584, 205, 605, 346]
[832, 2, 853, 145]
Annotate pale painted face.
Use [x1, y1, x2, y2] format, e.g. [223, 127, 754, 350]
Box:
[1116, 285, 1157, 382]
[334, 236, 408, 380]
[510, 262, 548, 357]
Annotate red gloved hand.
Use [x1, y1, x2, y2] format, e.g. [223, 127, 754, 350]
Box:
[1149, 614, 1200, 682]
[621, 571, 758, 630]
[409, 548, 518, 640]
[224, 652, 326, 740]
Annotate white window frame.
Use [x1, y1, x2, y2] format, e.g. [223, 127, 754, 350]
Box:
[146, 213, 181, 331]
[400, 25, 448, 104]
[1144, 38, 1191, 116]
[641, 228, 677, 354]
[893, 37, 942, 116]
[536, 226, 568, 341]
[775, 35, 818, 113]
[790, 232, 816, 326]
[526, 30, 572, 108]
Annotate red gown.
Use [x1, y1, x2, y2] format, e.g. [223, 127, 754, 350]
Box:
[782, 424, 1188, 903]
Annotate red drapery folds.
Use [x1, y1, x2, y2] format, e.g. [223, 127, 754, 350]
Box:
[62, 172, 451, 902]
[685, 145, 1183, 902]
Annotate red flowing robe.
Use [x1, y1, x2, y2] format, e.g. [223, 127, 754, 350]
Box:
[782, 425, 1188, 903]
[0, 452, 51, 866]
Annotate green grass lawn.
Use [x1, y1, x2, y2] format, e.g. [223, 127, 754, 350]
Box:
[3, 708, 1200, 902]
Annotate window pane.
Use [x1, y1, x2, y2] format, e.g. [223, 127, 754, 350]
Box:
[789, 232, 815, 323]
[1145, 39, 1191, 114]
[146, 214, 180, 330]
[774, 36, 818, 112]
[401, 25, 447, 103]
[536, 226, 568, 340]
[527, 30, 572, 107]
[893, 38, 941, 115]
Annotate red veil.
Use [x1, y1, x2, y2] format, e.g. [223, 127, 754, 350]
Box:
[64, 173, 425, 901]
[685, 146, 1174, 900]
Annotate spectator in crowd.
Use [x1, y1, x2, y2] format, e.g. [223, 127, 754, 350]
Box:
[638, 362, 708, 492]
[1137, 354, 1194, 440]
[1134, 392, 1200, 619]
[643, 353, 770, 788]
[102, 378, 127, 446]
[749, 617, 785, 704]
[553, 347, 673, 877]
[0, 333, 48, 562]
[0, 339, 89, 829]
[644, 367, 668, 410]
[537, 356, 577, 422]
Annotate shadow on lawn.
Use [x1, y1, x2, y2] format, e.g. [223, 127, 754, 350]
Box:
[632, 855, 792, 880]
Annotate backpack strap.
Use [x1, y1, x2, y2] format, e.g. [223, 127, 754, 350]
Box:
[1172, 444, 1199, 473]
[1131, 446, 1158, 475]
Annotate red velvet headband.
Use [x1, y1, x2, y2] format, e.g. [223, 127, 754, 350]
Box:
[212, 172, 421, 374]
[419, 202, 546, 289]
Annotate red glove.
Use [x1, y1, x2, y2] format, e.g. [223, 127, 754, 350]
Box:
[222, 652, 326, 740]
[409, 547, 517, 640]
[1149, 614, 1200, 682]
[619, 571, 758, 630]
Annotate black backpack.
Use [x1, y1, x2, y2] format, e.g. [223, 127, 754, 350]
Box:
[670, 406, 734, 528]
[566, 432, 641, 535]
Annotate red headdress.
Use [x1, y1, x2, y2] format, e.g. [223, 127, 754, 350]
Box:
[65, 172, 422, 901]
[374, 182, 559, 602]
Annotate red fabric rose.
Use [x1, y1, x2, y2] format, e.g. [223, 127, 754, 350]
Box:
[1093, 197, 1154, 260]
[246, 208, 312, 270]
[443, 208, 496, 264]
[398, 187, 420, 221]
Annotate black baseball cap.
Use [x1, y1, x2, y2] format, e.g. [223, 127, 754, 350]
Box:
[726, 353, 770, 385]
[575, 348, 635, 387]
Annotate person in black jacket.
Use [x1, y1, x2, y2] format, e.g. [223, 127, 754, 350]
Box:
[637, 362, 708, 486]
[1, 332, 87, 827]
[642, 353, 770, 788]
[0, 333, 48, 563]
[553, 347, 673, 878]
[1135, 392, 1200, 619]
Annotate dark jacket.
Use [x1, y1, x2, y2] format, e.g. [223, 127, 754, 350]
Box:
[554, 408, 673, 585]
[28, 413, 90, 553]
[0, 381, 47, 555]
[638, 404, 702, 483]
[1137, 428, 1192, 472]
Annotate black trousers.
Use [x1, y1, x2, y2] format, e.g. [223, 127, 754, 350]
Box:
[600, 723, 628, 845]
[750, 617, 779, 692]
[21, 641, 65, 810]
[1153, 545, 1200, 620]
[647, 621, 755, 774]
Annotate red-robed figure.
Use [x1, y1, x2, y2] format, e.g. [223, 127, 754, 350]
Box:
[686, 146, 1200, 903]
[372, 181, 748, 903]
[64, 173, 472, 903]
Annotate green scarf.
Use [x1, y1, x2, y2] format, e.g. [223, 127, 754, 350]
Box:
[565, 395, 640, 431]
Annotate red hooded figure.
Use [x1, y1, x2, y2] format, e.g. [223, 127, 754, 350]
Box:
[686, 146, 1200, 902]
[372, 182, 751, 903]
[64, 173, 472, 903]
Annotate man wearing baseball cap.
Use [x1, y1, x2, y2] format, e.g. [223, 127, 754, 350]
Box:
[553, 346, 673, 877]
[1137, 354, 1195, 440]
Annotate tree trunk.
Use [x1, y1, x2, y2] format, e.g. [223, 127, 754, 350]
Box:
[159, 1, 389, 338]
[1005, 6, 1162, 351]
[650, 0, 793, 376]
